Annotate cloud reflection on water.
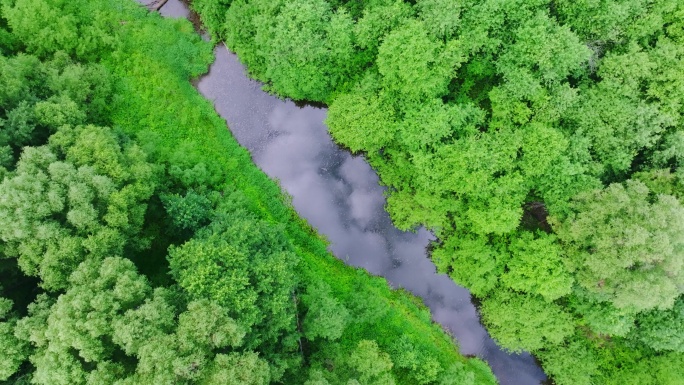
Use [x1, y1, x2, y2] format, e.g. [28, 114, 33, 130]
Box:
[196, 44, 546, 385]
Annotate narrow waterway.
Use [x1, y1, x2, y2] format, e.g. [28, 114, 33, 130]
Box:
[150, 1, 548, 384]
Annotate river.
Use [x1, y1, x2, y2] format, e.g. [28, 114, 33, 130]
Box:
[150, 1, 548, 384]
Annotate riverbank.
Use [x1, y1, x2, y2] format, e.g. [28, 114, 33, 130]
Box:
[181, 1, 684, 385]
[159, 0, 546, 383]
[0, 0, 499, 382]
[122, 1, 499, 383]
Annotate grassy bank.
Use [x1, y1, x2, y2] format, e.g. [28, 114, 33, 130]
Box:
[0, 0, 496, 383]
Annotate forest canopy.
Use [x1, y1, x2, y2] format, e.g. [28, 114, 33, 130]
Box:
[0, 0, 496, 384]
[189, 0, 684, 383]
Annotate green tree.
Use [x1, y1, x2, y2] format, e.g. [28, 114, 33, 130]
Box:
[262, 0, 335, 101]
[502, 232, 573, 301]
[13, 257, 149, 385]
[168, 215, 299, 349]
[327, 85, 397, 154]
[353, 0, 413, 61]
[161, 189, 215, 232]
[201, 352, 270, 385]
[0, 52, 112, 169]
[376, 20, 453, 104]
[0, 125, 157, 290]
[553, 180, 684, 311]
[347, 340, 395, 385]
[1, 0, 120, 60]
[302, 282, 350, 341]
[566, 45, 674, 174]
[432, 233, 507, 297]
[567, 289, 636, 337]
[633, 297, 684, 352]
[416, 0, 467, 40]
[480, 290, 574, 352]
[536, 336, 598, 385]
[0, 296, 28, 380]
[13, 256, 262, 385]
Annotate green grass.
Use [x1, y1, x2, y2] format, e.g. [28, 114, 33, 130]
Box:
[104, 5, 496, 384]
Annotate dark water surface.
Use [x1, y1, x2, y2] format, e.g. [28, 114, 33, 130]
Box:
[150, 1, 547, 384]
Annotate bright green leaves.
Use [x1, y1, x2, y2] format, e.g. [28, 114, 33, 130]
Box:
[327, 87, 396, 153]
[389, 336, 457, 385]
[354, 0, 413, 54]
[554, 180, 684, 311]
[13, 258, 143, 385]
[416, 0, 466, 40]
[0, 297, 28, 380]
[396, 99, 462, 151]
[0, 125, 157, 290]
[161, 189, 214, 232]
[202, 352, 271, 385]
[301, 282, 350, 341]
[264, 0, 335, 101]
[647, 36, 684, 119]
[30, 258, 150, 363]
[536, 337, 598, 385]
[567, 44, 674, 174]
[377, 20, 452, 104]
[518, 123, 569, 179]
[126, 299, 250, 385]
[437, 231, 575, 337]
[2, 0, 80, 58]
[303, 341, 397, 385]
[177, 300, 245, 352]
[169, 216, 298, 349]
[189, 0, 232, 39]
[433, 234, 506, 297]
[112, 288, 178, 356]
[170, 239, 253, 318]
[554, 0, 656, 42]
[348, 340, 395, 385]
[225, 0, 361, 101]
[0, 52, 112, 169]
[13, 256, 257, 385]
[496, 11, 590, 87]
[0, 53, 39, 115]
[481, 290, 574, 352]
[488, 10, 589, 134]
[568, 291, 636, 337]
[1, 0, 121, 61]
[502, 232, 573, 301]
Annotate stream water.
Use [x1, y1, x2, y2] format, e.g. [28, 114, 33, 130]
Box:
[150, 1, 548, 384]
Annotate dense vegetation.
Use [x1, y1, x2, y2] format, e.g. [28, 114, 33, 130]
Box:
[190, 0, 684, 383]
[0, 0, 497, 384]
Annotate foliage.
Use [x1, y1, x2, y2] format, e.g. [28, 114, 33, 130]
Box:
[553, 180, 684, 311]
[0, 51, 112, 170]
[12, 257, 263, 384]
[301, 281, 350, 341]
[502, 231, 573, 301]
[168, 215, 299, 350]
[480, 290, 574, 352]
[0, 1, 497, 384]
[0, 125, 157, 290]
[633, 297, 684, 352]
[190, 0, 684, 381]
[0, 296, 28, 380]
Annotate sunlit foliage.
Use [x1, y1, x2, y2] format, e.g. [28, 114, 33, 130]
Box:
[0, 0, 496, 384]
[191, 0, 684, 382]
